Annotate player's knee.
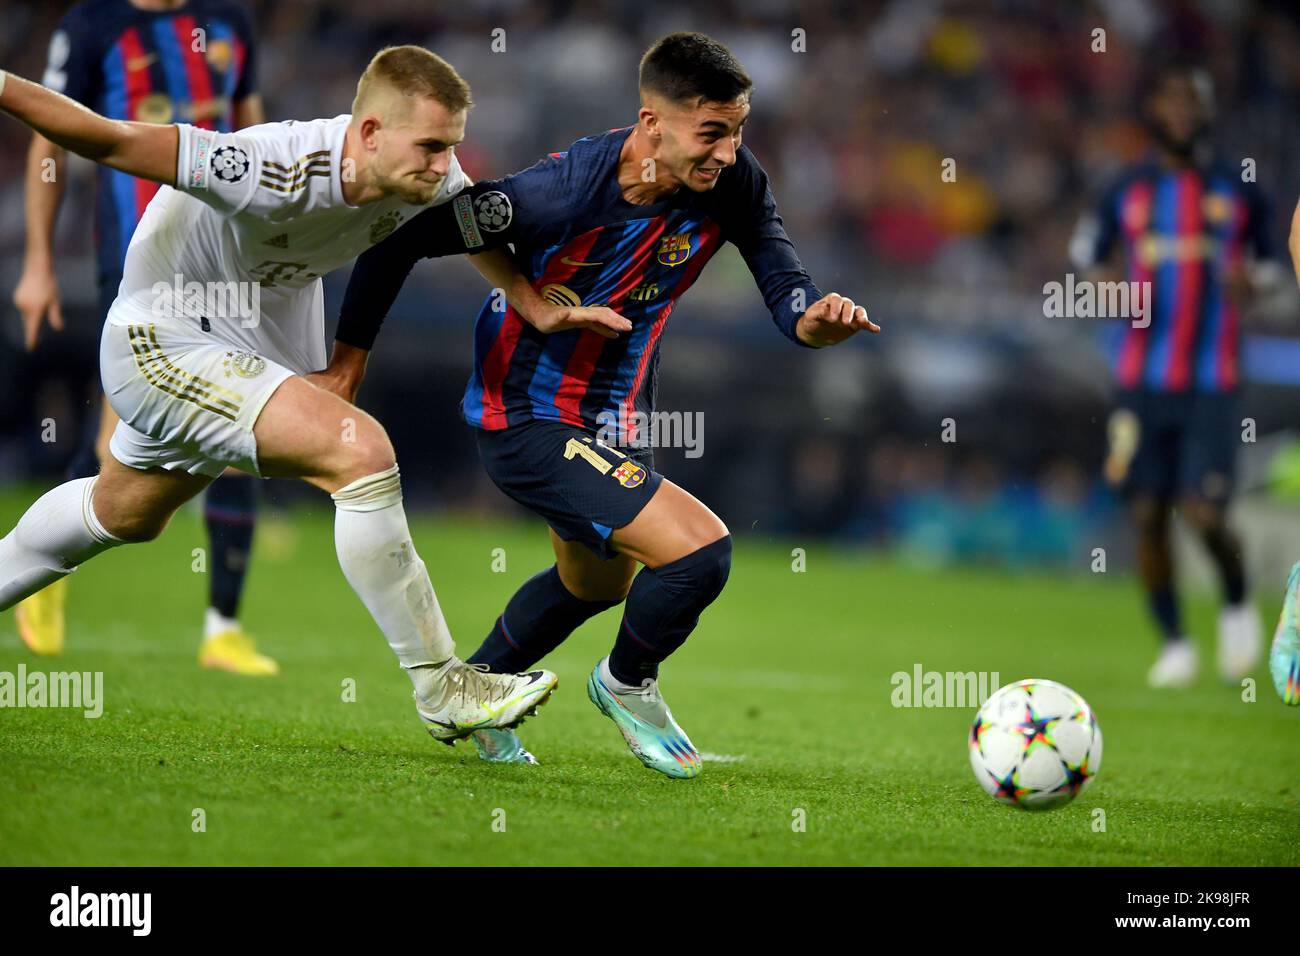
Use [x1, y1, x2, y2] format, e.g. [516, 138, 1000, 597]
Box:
[563, 566, 635, 603]
[100, 509, 169, 543]
[684, 511, 729, 553]
[1130, 497, 1167, 537]
[674, 534, 732, 603]
[1182, 499, 1226, 537]
[337, 420, 396, 484]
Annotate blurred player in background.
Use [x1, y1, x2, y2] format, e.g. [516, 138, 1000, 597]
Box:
[1071, 61, 1278, 688]
[329, 32, 877, 776]
[11, 0, 274, 674]
[0, 45, 562, 741]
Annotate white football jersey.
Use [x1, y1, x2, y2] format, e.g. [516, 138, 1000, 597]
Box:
[108, 114, 466, 374]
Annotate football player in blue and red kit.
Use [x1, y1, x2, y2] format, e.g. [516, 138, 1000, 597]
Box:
[326, 32, 878, 776]
[11, 0, 276, 674]
[1072, 61, 1279, 688]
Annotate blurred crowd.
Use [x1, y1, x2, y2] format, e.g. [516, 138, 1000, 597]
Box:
[2, 0, 1299, 567]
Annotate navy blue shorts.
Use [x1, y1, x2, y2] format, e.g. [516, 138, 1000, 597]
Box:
[1111, 390, 1239, 503]
[474, 420, 663, 560]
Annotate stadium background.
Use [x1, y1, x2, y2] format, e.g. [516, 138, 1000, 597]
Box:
[1, 0, 1299, 581]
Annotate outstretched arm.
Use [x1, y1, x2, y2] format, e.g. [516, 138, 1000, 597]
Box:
[467, 247, 630, 338]
[731, 156, 878, 348]
[0, 70, 177, 184]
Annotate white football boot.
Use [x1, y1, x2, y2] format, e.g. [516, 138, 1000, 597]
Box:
[1217, 603, 1261, 682]
[415, 658, 557, 744]
[1148, 638, 1197, 688]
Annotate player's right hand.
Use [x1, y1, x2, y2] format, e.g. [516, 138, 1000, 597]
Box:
[531, 305, 633, 339]
[13, 266, 64, 351]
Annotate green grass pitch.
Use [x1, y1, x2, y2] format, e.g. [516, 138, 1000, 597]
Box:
[0, 487, 1295, 866]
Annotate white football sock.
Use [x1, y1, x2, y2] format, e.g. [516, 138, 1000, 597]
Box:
[599, 656, 647, 695]
[0, 477, 125, 610]
[331, 465, 456, 685]
[204, 608, 240, 639]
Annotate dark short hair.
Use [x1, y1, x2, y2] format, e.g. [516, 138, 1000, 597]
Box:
[1142, 55, 1213, 104]
[639, 32, 752, 106]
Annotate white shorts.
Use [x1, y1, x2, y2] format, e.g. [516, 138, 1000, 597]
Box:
[100, 320, 295, 478]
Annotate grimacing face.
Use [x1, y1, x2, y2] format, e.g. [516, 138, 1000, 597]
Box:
[643, 92, 750, 192]
[369, 96, 467, 205]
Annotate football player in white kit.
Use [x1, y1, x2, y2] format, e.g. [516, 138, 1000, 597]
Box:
[0, 46, 567, 743]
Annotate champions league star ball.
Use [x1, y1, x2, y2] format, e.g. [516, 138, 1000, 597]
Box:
[968, 679, 1102, 811]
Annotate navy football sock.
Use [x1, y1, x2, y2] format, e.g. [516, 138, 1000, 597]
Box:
[1201, 526, 1247, 606]
[204, 473, 258, 619]
[469, 565, 620, 672]
[1148, 583, 1183, 642]
[608, 535, 732, 686]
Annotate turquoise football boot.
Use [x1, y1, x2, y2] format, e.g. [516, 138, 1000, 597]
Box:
[471, 728, 538, 764]
[1269, 562, 1300, 706]
[586, 659, 702, 779]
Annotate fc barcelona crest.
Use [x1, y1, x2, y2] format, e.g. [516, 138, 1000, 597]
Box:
[612, 461, 647, 488]
[657, 232, 692, 267]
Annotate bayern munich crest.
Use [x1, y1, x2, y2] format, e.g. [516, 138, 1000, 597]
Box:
[223, 350, 266, 379]
[370, 211, 402, 244]
[212, 146, 250, 184]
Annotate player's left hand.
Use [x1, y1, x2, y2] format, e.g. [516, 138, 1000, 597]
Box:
[796, 293, 879, 347]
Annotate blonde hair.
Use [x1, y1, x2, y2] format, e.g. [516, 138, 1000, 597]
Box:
[352, 46, 473, 117]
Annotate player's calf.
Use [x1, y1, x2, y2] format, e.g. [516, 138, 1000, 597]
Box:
[0, 477, 124, 610]
[91, 456, 212, 543]
[608, 534, 733, 686]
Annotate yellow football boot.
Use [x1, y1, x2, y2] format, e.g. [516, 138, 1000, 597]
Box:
[15, 577, 69, 656]
[199, 628, 280, 676]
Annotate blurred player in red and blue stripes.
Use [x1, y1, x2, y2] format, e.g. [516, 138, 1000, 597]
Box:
[10, 0, 275, 674]
[331, 32, 878, 775]
[1072, 61, 1279, 688]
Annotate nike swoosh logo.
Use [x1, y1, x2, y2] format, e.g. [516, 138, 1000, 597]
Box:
[128, 54, 158, 71]
[561, 257, 604, 267]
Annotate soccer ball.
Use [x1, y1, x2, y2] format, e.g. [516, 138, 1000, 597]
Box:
[968, 678, 1102, 811]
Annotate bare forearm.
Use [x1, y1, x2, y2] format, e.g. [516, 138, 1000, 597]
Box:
[308, 340, 370, 404]
[0, 70, 177, 184]
[467, 248, 547, 321]
[23, 135, 66, 268]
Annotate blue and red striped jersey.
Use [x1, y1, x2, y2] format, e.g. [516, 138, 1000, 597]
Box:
[338, 127, 822, 439]
[1074, 159, 1274, 393]
[42, 0, 257, 278]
